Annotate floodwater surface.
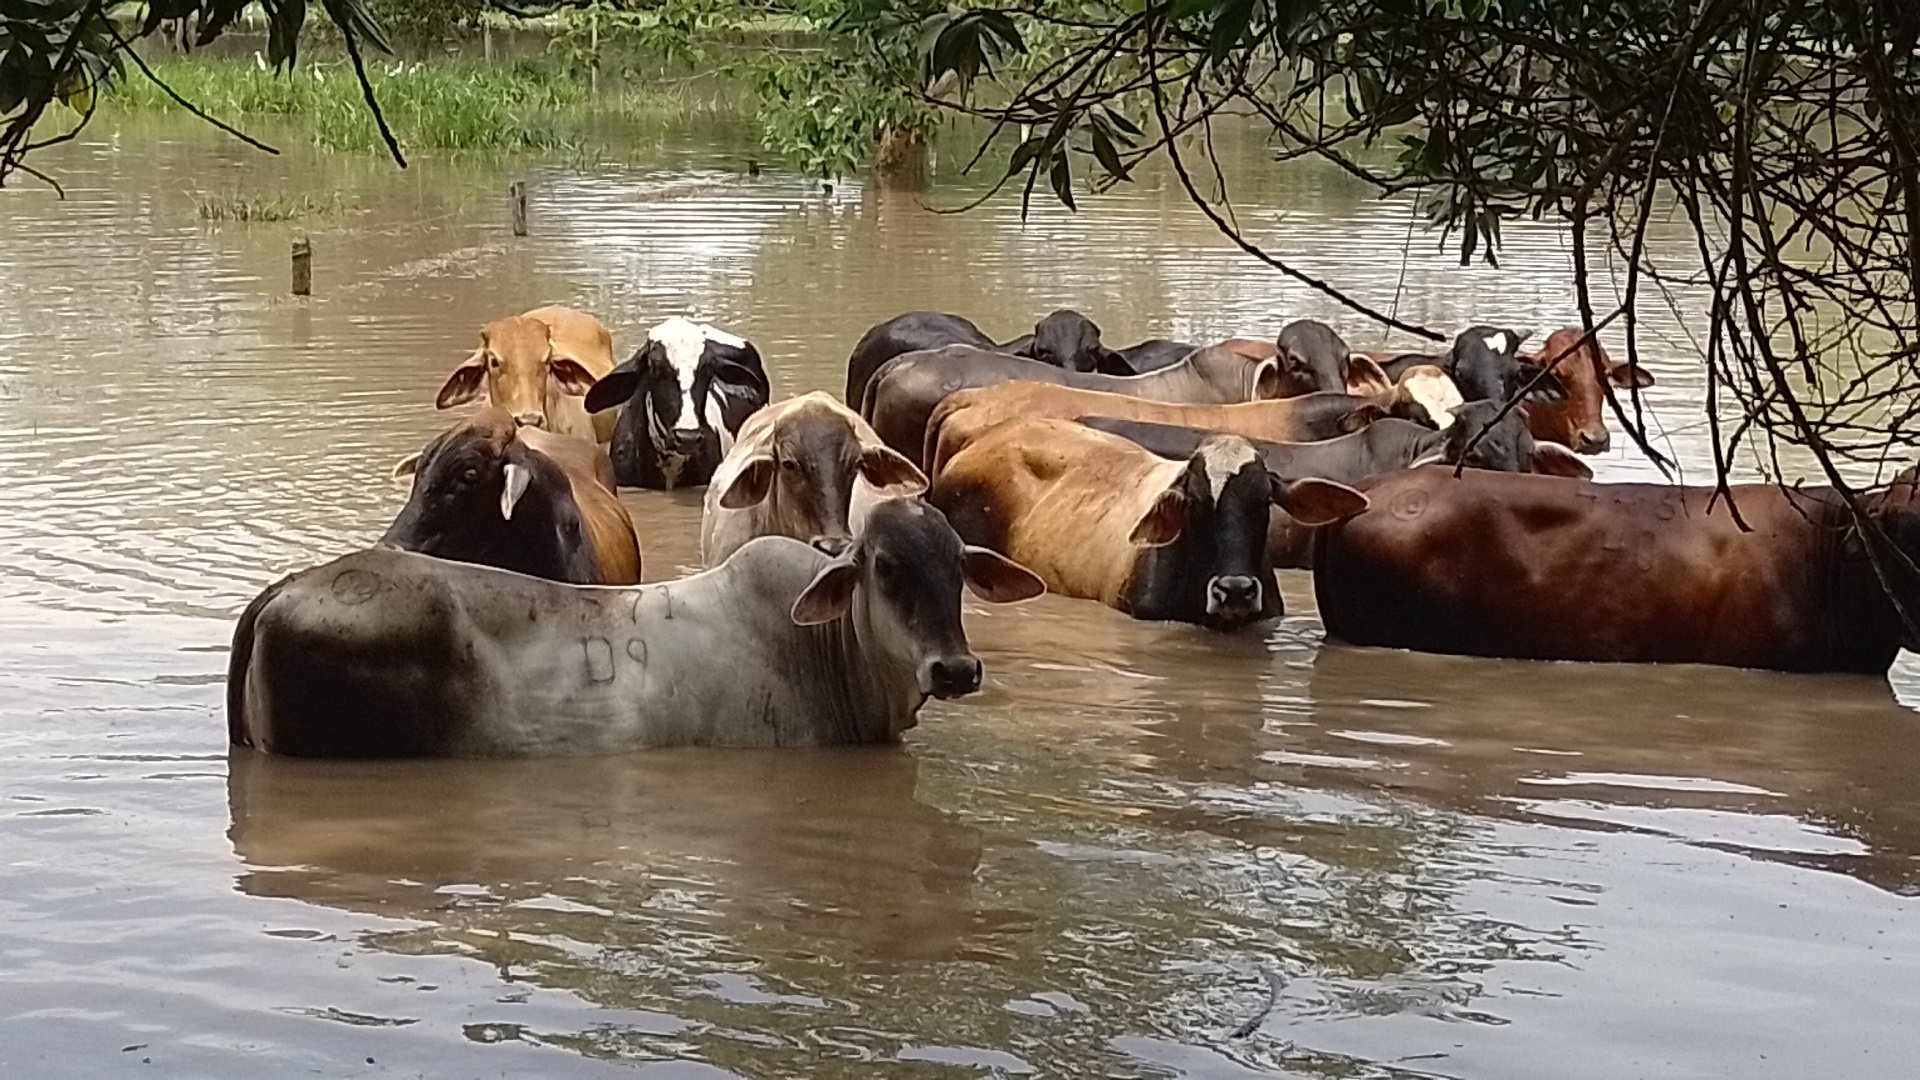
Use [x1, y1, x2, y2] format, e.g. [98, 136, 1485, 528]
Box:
[2, 115, 1918, 1078]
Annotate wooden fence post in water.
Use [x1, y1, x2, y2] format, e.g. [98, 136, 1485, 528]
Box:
[291, 235, 312, 296]
[510, 182, 529, 237]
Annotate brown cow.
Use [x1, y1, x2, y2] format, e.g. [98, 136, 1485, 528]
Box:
[385, 408, 642, 585]
[923, 370, 1460, 477]
[1314, 468, 1920, 674]
[1524, 328, 1657, 454]
[861, 344, 1282, 467]
[436, 306, 616, 444]
[931, 417, 1366, 628]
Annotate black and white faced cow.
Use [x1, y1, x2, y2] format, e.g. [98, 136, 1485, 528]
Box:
[931, 416, 1368, 629]
[584, 317, 771, 489]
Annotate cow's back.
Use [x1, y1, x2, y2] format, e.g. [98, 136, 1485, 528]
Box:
[932, 418, 1165, 608]
[1314, 469, 1866, 671]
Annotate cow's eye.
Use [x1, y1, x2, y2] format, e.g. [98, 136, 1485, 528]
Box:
[779, 457, 798, 472]
[460, 467, 480, 485]
[486, 355, 499, 369]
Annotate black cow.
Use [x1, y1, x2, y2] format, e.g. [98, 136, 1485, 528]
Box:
[1384, 325, 1568, 405]
[382, 407, 644, 585]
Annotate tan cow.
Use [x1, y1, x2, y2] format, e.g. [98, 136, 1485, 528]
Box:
[436, 305, 616, 444]
[930, 417, 1366, 629]
[701, 392, 927, 566]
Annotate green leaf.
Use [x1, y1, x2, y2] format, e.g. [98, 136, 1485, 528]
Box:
[1049, 152, 1076, 211]
[1209, 0, 1255, 62]
[1090, 124, 1129, 180]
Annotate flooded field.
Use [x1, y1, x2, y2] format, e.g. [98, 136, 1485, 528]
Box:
[2, 115, 1918, 1078]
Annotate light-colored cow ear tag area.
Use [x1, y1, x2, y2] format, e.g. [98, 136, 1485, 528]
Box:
[1251, 359, 1283, 400]
[1129, 489, 1188, 546]
[859, 446, 929, 494]
[1276, 476, 1369, 525]
[790, 558, 860, 626]
[391, 452, 421, 482]
[501, 463, 532, 521]
[1531, 441, 1595, 479]
[961, 546, 1046, 603]
[718, 456, 776, 509]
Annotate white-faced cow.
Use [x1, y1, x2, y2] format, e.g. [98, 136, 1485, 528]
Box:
[584, 317, 771, 489]
[228, 497, 1045, 757]
[701, 392, 927, 566]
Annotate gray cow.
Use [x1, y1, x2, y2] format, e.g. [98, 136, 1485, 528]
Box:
[228, 498, 1044, 758]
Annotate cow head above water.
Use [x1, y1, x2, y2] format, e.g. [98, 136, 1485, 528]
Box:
[1021, 309, 1128, 374]
[436, 315, 600, 430]
[1445, 325, 1569, 405]
[585, 317, 771, 488]
[1420, 399, 1593, 478]
[1275, 319, 1357, 396]
[381, 408, 600, 582]
[789, 498, 1044, 700]
[718, 399, 928, 553]
[1525, 328, 1658, 454]
[1128, 436, 1369, 628]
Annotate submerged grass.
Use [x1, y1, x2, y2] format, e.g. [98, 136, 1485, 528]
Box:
[108, 56, 744, 154]
[196, 193, 344, 221]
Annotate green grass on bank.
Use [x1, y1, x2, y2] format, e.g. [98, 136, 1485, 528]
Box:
[108, 55, 748, 154]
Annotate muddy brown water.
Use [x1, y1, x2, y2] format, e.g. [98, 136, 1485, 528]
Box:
[2, 115, 1918, 1078]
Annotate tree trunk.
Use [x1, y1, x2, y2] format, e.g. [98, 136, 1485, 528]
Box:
[871, 127, 928, 191]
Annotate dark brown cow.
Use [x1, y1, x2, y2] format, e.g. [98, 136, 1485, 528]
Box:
[1314, 468, 1920, 674]
[931, 417, 1366, 628]
[385, 408, 643, 585]
[862, 344, 1283, 467]
[1523, 328, 1657, 454]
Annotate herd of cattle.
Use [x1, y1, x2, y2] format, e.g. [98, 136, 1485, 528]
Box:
[227, 304, 1920, 757]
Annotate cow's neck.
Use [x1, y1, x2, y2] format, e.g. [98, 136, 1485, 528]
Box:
[795, 598, 921, 744]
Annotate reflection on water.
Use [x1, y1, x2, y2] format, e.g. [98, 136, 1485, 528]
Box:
[2, 113, 1919, 1078]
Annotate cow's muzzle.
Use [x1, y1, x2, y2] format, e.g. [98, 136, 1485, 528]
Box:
[920, 654, 983, 699]
[1206, 575, 1262, 621]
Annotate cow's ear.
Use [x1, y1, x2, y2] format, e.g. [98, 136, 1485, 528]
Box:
[547, 353, 600, 396]
[1129, 488, 1188, 546]
[1530, 441, 1595, 479]
[391, 451, 422, 481]
[436, 349, 487, 409]
[962, 546, 1046, 603]
[1251, 358, 1284, 400]
[1095, 348, 1134, 376]
[1345, 354, 1393, 397]
[790, 557, 860, 625]
[1274, 475, 1369, 525]
[1610, 361, 1655, 389]
[858, 446, 928, 494]
[717, 455, 775, 509]
[584, 350, 647, 413]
